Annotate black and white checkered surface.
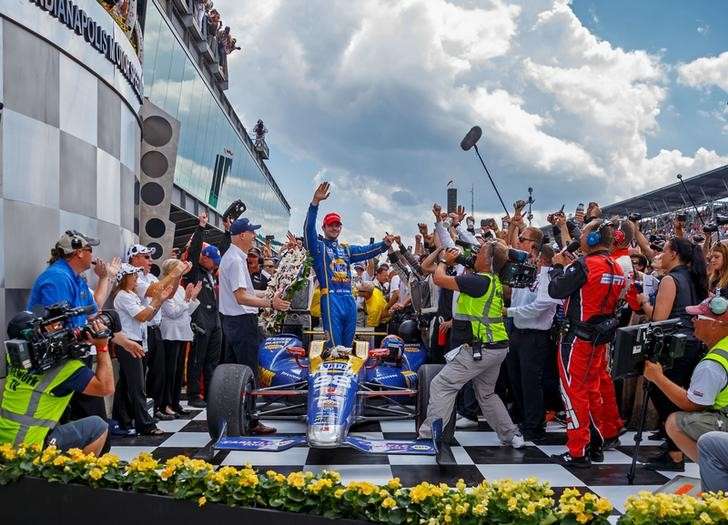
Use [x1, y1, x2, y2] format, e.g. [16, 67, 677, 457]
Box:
[110, 402, 694, 521]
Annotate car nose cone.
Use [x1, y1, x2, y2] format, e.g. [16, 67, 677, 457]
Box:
[308, 425, 345, 447]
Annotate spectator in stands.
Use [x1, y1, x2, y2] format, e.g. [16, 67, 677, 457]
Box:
[160, 259, 202, 418]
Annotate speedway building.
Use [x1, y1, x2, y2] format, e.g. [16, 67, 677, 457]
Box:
[0, 0, 291, 336]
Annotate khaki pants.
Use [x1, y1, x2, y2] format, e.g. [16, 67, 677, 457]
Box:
[419, 345, 518, 442]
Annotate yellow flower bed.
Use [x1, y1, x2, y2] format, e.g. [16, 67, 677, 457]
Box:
[1, 443, 725, 524]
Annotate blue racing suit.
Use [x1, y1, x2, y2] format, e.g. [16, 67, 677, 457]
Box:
[304, 203, 388, 348]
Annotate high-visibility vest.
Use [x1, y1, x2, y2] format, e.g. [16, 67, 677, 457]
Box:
[702, 336, 728, 411]
[0, 359, 85, 446]
[453, 273, 507, 344]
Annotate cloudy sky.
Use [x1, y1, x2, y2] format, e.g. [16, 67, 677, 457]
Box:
[216, 0, 728, 245]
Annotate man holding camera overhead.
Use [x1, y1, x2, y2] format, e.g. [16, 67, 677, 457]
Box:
[549, 219, 626, 467]
[642, 294, 728, 472]
[417, 242, 523, 448]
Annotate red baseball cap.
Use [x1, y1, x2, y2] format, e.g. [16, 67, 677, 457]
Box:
[322, 212, 342, 227]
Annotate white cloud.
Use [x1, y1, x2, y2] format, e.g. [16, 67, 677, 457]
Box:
[214, 0, 728, 242]
[678, 51, 728, 93]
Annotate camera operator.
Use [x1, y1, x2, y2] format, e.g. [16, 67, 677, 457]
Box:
[184, 212, 223, 408]
[548, 219, 626, 467]
[0, 312, 112, 454]
[417, 243, 523, 448]
[643, 295, 728, 471]
[633, 237, 708, 468]
[25, 231, 135, 450]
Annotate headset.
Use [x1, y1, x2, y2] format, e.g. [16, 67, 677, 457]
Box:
[586, 220, 611, 247]
[613, 219, 626, 246]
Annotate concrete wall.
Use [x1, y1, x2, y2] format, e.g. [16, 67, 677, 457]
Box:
[0, 0, 142, 342]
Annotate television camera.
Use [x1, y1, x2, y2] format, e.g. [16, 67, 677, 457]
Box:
[612, 318, 687, 380]
[4, 303, 112, 374]
[454, 240, 536, 288]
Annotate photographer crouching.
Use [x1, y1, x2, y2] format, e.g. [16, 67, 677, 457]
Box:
[417, 242, 523, 448]
[642, 294, 728, 471]
[549, 219, 626, 467]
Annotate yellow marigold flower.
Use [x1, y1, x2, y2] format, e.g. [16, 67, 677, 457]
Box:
[52, 456, 69, 466]
[378, 489, 389, 498]
[198, 496, 207, 507]
[524, 502, 536, 516]
[287, 472, 306, 489]
[700, 512, 714, 524]
[335, 488, 345, 499]
[239, 472, 259, 488]
[387, 478, 401, 490]
[576, 512, 590, 524]
[97, 453, 120, 468]
[474, 503, 487, 515]
[160, 466, 176, 481]
[455, 479, 466, 492]
[410, 484, 433, 503]
[507, 497, 518, 511]
[596, 498, 613, 514]
[89, 467, 104, 481]
[382, 497, 396, 509]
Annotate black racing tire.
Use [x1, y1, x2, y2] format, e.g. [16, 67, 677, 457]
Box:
[415, 364, 455, 444]
[207, 364, 256, 440]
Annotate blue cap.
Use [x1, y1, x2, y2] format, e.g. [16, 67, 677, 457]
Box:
[230, 217, 261, 235]
[201, 245, 221, 266]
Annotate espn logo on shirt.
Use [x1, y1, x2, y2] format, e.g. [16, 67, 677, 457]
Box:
[600, 273, 625, 286]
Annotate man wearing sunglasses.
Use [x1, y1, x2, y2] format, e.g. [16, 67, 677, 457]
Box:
[643, 294, 728, 472]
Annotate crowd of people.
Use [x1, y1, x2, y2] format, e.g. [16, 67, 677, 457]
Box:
[190, 0, 241, 73]
[3, 187, 728, 492]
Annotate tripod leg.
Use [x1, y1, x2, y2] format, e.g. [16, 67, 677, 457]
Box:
[628, 381, 652, 485]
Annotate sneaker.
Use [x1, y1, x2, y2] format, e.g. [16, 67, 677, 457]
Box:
[188, 399, 207, 408]
[455, 416, 479, 429]
[109, 422, 137, 437]
[644, 451, 685, 472]
[171, 405, 190, 415]
[648, 429, 666, 441]
[510, 433, 525, 449]
[154, 410, 175, 421]
[551, 452, 591, 468]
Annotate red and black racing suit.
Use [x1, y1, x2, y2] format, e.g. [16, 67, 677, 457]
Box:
[548, 250, 625, 458]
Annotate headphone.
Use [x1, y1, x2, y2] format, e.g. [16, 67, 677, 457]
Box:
[586, 220, 610, 247]
[613, 220, 626, 245]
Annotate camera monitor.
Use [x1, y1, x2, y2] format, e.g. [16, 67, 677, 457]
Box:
[612, 318, 687, 380]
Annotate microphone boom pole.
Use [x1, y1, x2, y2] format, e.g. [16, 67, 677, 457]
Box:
[676, 173, 705, 226]
[472, 143, 510, 217]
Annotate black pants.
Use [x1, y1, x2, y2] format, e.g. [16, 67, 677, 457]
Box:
[113, 343, 155, 432]
[222, 313, 261, 371]
[187, 324, 222, 400]
[161, 340, 186, 409]
[146, 325, 166, 411]
[650, 338, 704, 452]
[505, 327, 551, 438]
[221, 313, 260, 426]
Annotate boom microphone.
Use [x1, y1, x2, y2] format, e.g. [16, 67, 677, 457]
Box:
[460, 126, 482, 151]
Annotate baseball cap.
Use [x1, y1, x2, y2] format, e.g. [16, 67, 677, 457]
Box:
[56, 230, 99, 254]
[686, 295, 728, 319]
[126, 244, 156, 261]
[322, 212, 342, 227]
[116, 263, 143, 283]
[230, 217, 261, 235]
[353, 263, 365, 271]
[201, 245, 221, 266]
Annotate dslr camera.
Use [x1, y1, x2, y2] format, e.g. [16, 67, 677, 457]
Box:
[628, 212, 642, 222]
[4, 302, 112, 374]
[703, 213, 728, 234]
[611, 319, 687, 380]
[454, 241, 537, 288]
[222, 199, 246, 223]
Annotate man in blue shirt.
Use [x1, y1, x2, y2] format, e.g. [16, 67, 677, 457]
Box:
[27, 230, 99, 326]
[304, 182, 394, 348]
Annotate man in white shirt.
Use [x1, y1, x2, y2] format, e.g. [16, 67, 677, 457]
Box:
[503, 233, 556, 442]
[219, 218, 290, 435]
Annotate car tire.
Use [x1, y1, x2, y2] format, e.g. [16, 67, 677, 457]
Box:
[207, 364, 256, 440]
[415, 364, 455, 444]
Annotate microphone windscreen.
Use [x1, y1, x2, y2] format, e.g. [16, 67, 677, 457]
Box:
[460, 126, 482, 151]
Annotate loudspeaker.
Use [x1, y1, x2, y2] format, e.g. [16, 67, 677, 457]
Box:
[138, 100, 181, 277]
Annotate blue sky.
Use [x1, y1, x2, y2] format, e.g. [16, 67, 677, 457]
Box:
[220, 0, 728, 244]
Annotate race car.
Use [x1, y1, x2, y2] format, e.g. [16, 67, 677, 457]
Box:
[205, 326, 456, 463]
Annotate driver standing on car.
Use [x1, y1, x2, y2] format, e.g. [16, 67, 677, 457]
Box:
[304, 182, 395, 348]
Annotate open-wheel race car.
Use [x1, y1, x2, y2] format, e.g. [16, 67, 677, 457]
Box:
[205, 328, 456, 464]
